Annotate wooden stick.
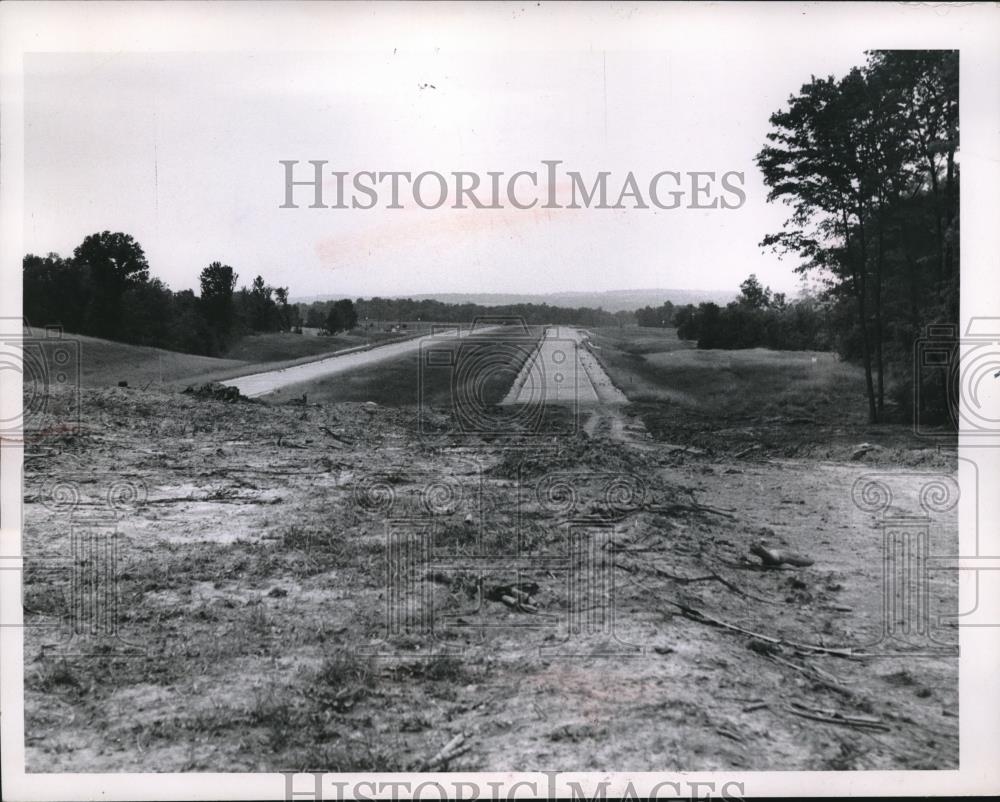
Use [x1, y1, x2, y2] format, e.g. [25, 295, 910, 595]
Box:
[783, 704, 889, 732]
[663, 602, 868, 658]
[320, 426, 354, 445]
[764, 653, 857, 699]
[419, 732, 469, 770]
[614, 559, 781, 606]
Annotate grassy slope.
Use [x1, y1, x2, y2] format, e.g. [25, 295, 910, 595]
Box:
[263, 327, 544, 407]
[585, 326, 950, 459]
[70, 334, 246, 388]
[590, 326, 865, 421]
[62, 330, 417, 389]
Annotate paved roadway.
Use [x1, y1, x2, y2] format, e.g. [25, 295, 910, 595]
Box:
[501, 326, 628, 406]
[222, 326, 496, 399]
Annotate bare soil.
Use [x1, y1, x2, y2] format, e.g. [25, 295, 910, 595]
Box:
[22, 382, 957, 772]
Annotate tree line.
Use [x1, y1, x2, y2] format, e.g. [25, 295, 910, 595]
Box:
[23, 233, 629, 355]
[667, 275, 832, 352]
[297, 297, 629, 330]
[621, 52, 957, 423]
[756, 50, 958, 423]
[23, 232, 298, 356]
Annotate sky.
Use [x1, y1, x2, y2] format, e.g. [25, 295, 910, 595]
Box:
[23, 46, 870, 300]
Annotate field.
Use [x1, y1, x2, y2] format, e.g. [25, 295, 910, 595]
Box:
[20, 325, 958, 772]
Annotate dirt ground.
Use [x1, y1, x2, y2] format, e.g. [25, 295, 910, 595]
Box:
[21, 381, 957, 772]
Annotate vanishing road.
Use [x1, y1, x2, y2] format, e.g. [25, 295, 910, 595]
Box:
[502, 327, 641, 441]
[222, 326, 496, 399]
[502, 326, 628, 406]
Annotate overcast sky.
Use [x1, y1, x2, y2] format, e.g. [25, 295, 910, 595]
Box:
[24, 46, 869, 300]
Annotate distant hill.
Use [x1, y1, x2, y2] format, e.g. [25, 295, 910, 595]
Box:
[292, 289, 736, 312]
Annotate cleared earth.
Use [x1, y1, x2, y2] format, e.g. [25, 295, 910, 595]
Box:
[21, 326, 957, 772]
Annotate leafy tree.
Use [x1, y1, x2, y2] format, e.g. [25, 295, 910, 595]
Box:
[757, 50, 958, 422]
[304, 305, 327, 329]
[738, 274, 772, 310]
[635, 301, 676, 328]
[73, 231, 150, 339]
[274, 286, 297, 331]
[23, 253, 88, 332]
[200, 262, 237, 327]
[325, 299, 358, 334]
[168, 289, 214, 355]
[235, 274, 285, 333]
[120, 278, 175, 347]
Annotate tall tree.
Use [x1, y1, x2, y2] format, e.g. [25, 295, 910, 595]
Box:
[72, 231, 150, 339]
[738, 274, 772, 310]
[325, 299, 358, 334]
[756, 51, 958, 423]
[248, 275, 276, 332]
[199, 262, 238, 344]
[273, 286, 292, 331]
[23, 253, 87, 332]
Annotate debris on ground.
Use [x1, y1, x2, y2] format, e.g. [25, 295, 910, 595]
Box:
[850, 442, 886, 460]
[416, 732, 470, 770]
[750, 542, 815, 568]
[20, 384, 958, 772]
[183, 382, 245, 403]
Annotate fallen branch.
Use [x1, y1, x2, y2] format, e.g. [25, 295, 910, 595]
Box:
[603, 540, 662, 553]
[501, 594, 538, 613]
[714, 556, 798, 573]
[320, 426, 354, 445]
[645, 503, 736, 520]
[418, 732, 470, 771]
[614, 559, 782, 606]
[750, 543, 814, 568]
[715, 726, 745, 743]
[784, 702, 889, 732]
[663, 601, 868, 658]
[764, 652, 857, 699]
[142, 494, 282, 506]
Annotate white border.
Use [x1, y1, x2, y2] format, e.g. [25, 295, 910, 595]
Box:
[2, 2, 999, 799]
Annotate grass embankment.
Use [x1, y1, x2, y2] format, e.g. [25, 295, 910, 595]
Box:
[69, 330, 413, 389]
[69, 333, 246, 387]
[590, 326, 863, 421]
[263, 327, 544, 407]
[588, 326, 947, 460]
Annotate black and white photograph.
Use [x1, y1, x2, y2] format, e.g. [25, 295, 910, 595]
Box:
[1, 2, 998, 799]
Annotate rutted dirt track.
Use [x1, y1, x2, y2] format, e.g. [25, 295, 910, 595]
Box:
[21, 376, 957, 772]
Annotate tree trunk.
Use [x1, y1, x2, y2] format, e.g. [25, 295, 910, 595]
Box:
[874, 200, 886, 413]
[846, 211, 878, 424]
[926, 151, 945, 281]
[944, 145, 956, 278]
